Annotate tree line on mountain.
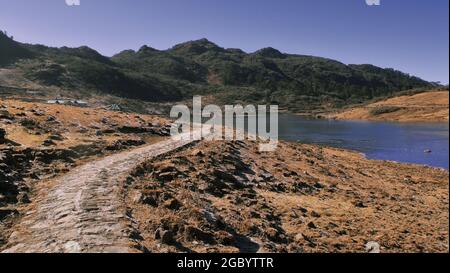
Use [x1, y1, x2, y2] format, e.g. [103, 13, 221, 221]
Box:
[0, 30, 437, 110]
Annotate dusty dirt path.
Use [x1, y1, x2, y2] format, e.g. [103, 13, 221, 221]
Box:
[2, 134, 197, 253]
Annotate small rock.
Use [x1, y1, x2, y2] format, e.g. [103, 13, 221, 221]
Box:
[64, 241, 81, 253]
[155, 228, 175, 245]
[29, 172, 40, 180]
[142, 190, 162, 207]
[184, 226, 215, 244]
[215, 231, 235, 246]
[42, 139, 56, 146]
[355, 201, 367, 208]
[49, 134, 64, 141]
[203, 209, 220, 225]
[0, 110, 14, 120]
[0, 128, 6, 143]
[77, 127, 88, 133]
[328, 222, 339, 229]
[160, 230, 176, 245]
[213, 169, 239, 183]
[298, 207, 308, 214]
[244, 210, 261, 219]
[365, 241, 381, 253]
[163, 198, 182, 210]
[155, 229, 162, 240]
[307, 222, 317, 229]
[192, 150, 204, 157]
[314, 182, 325, 189]
[47, 116, 57, 122]
[265, 228, 284, 243]
[157, 172, 178, 182]
[311, 211, 321, 218]
[17, 192, 30, 204]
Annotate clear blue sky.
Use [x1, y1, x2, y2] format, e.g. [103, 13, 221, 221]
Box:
[0, 0, 448, 83]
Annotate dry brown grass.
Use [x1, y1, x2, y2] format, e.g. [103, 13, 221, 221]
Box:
[125, 140, 449, 253]
[331, 91, 449, 122]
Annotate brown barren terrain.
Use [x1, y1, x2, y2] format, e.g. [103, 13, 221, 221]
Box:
[330, 91, 449, 122]
[126, 140, 448, 253]
[0, 99, 448, 253]
[0, 99, 171, 249]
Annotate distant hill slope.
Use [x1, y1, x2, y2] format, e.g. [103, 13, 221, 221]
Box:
[330, 90, 449, 122]
[0, 31, 33, 66]
[0, 31, 435, 110]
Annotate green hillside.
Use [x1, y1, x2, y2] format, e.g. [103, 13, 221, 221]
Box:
[0, 31, 33, 66]
[0, 31, 435, 110]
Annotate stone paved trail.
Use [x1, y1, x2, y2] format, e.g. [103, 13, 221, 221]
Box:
[2, 134, 197, 253]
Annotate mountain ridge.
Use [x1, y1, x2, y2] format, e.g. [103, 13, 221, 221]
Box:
[0, 30, 436, 111]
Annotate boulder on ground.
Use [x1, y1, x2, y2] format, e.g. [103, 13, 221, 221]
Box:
[155, 228, 176, 245]
[365, 241, 381, 253]
[184, 226, 216, 244]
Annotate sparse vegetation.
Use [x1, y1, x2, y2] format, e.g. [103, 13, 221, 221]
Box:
[332, 91, 449, 122]
[369, 106, 402, 116]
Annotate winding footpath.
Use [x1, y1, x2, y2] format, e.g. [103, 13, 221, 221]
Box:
[2, 133, 197, 253]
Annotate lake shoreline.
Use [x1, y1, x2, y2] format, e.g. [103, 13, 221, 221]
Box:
[279, 114, 449, 170]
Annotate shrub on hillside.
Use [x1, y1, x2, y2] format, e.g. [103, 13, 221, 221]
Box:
[369, 106, 402, 116]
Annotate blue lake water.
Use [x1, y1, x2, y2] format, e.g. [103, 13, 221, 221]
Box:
[278, 115, 449, 169]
